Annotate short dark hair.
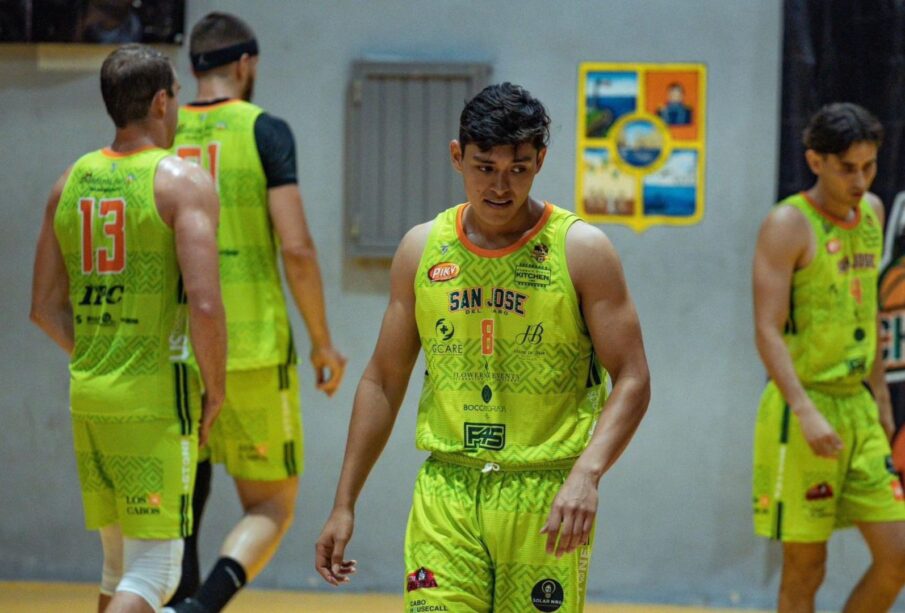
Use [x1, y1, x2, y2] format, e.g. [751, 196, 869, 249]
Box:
[100, 44, 174, 128]
[803, 102, 883, 154]
[459, 82, 551, 151]
[190, 12, 255, 56]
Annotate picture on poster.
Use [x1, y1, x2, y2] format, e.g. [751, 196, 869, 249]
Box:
[576, 63, 706, 232]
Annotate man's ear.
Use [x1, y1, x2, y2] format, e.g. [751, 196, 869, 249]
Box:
[535, 147, 548, 173]
[150, 89, 169, 119]
[450, 140, 464, 173]
[804, 149, 823, 176]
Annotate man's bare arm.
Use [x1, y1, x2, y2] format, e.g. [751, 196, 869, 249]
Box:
[269, 185, 346, 396]
[541, 222, 651, 556]
[157, 157, 227, 445]
[30, 168, 74, 353]
[315, 223, 428, 586]
[753, 205, 842, 456]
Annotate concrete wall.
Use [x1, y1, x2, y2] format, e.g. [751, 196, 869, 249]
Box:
[2, 0, 894, 608]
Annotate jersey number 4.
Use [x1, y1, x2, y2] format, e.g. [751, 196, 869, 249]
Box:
[79, 197, 125, 274]
[176, 143, 221, 187]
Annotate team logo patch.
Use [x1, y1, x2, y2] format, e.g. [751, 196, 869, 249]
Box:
[531, 578, 564, 611]
[532, 243, 549, 263]
[805, 482, 834, 501]
[428, 262, 460, 282]
[406, 567, 438, 592]
[826, 238, 841, 254]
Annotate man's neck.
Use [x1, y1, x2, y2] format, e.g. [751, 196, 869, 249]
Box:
[806, 186, 858, 222]
[109, 125, 161, 153]
[195, 77, 241, 103]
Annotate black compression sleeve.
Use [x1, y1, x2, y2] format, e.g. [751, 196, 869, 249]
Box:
[254, 113, 298, 188]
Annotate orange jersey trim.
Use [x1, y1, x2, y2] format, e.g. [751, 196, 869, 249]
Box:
[456, 201, 553, 258]
[101, 145, 161, 159]
[801, 191, 862, 230]
[180, 99, 244, 112]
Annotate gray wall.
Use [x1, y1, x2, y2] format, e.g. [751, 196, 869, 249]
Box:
[2, 0, 896, 609]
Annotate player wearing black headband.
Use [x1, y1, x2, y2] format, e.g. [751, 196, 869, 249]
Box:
[164, 12, 347, 613]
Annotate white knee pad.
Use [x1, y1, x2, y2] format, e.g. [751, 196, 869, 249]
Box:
[99, 524, 124, 596]
[116, 537, 184, 611]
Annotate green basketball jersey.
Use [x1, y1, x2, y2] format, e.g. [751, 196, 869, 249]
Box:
[174, 100, 293, 371]
[413, 203, 607, 466]
[782, 193, 883, 391]
[55, 147, 195, 424]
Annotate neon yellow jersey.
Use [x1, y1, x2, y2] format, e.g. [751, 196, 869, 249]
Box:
[174, 100, 294, 370]
[782, 193, 883, 391]
[413, 202, 607, 465]
[54, 147, 195, 423]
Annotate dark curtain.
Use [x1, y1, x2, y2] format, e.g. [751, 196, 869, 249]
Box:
[780, 0, 905, 211]
[781, 0, 905, 428]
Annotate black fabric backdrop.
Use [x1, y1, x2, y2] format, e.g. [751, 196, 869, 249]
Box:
[780, 0, 905, 425]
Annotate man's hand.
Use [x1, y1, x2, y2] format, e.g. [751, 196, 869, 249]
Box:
[311, 345, 347, 397]
[541, 469, 598, 557]
[315, 508, 358, 586]
[199, 392, 223, 447]
[795, 400, 843, 458]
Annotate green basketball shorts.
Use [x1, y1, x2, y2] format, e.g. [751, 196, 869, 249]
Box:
[205, 365, 302, 481]
[72, 413, 199, 539]
[404, 455, 593, 613]
[753, 381, 905, 542]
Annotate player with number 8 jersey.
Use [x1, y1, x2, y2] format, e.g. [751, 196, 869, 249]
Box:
[414, 202, 606, 465]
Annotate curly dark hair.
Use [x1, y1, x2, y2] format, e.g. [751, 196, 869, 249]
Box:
[459, 82, 550, 151]
[803, 102, 883, 154]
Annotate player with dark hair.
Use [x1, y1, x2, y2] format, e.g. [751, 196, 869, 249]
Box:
[316, 82, 650, 612]
[753, 102, 905, 611]
[30, 43, 225, 613]
[164, 12, 346, 613]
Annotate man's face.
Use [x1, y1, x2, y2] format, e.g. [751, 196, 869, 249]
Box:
[808, 141, 878, 207]
[451, 141, 546, 226]
[667, 85, 684, 104]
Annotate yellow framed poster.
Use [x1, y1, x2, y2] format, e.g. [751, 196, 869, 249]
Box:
[576, 62, 707, 232]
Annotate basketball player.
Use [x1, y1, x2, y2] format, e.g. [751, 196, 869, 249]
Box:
[29, 44, 225, 612]
[316, 83, 650, 612]
[165, 12, 346, 613]
[752, 102, 905, 611]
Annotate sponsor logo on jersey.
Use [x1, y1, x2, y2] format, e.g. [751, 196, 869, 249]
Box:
[516, 323, 545, 345]
[531, 578, 564, 612]
[448, 287, 527, 316]
[406, 567, 438, 592]
[464, 423, 506, 450]
[826, 238, 841, 254]
[753, 494, 770, 515]
[838, 253, 876, 273]
[428, 319, 463, 356]
[428, 262, 460, 282]
[147, 493, 162, 508]
[79, 284, 125, 306]
[805, 482, 834, 501]
[515, 262, 552, 288]
[893, 480, 905, 502]
[435, 319, 454, 341]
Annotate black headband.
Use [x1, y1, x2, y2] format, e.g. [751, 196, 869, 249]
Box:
[190, 39, 258, 72]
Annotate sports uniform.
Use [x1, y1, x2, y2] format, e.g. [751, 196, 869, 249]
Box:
[55, 147, 199, 539]
[174, 100, 301, 480]
[406, 202, 606, 612]
[753, 192, 905, 542]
